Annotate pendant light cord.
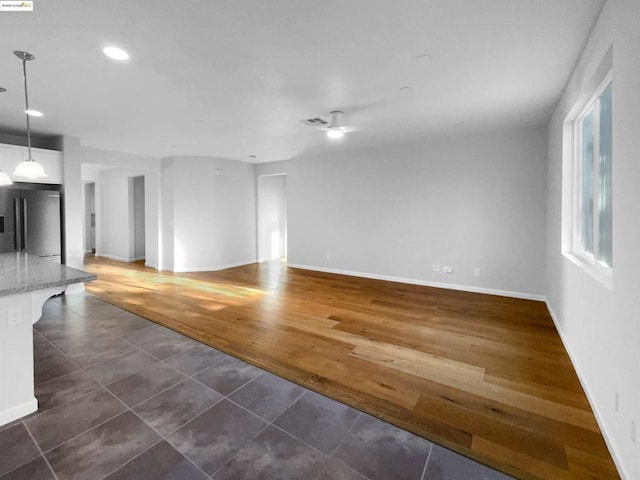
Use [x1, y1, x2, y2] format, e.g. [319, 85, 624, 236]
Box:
[22, 57, 33, 162]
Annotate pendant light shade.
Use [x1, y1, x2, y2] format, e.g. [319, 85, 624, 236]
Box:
[0, 170, 13, 185]
[14, 160, 47, 178]
[13, 50, 47, 179]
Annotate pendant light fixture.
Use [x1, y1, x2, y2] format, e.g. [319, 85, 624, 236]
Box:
[13, 50, 47, 179]
[0, 171, 12, 186]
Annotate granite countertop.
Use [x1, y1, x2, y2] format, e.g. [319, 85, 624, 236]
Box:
[0, 252, 97, 296]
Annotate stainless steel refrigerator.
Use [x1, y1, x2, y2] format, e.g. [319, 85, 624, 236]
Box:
[0, 185, 62, 262]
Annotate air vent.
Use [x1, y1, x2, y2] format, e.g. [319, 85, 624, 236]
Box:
[301, 117, 329, 127]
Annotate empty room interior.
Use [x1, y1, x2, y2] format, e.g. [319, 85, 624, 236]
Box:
[0, 1, 639, 479]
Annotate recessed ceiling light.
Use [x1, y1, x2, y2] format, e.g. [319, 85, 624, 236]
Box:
[249, 155, 256, 159]
[416, 54, 432, 64]
[26, 109, 43, 117]
[103, 46, 129, 61]
[400, 86, 410, 92]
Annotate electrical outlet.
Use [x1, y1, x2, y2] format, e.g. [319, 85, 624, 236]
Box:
[443, 266, 453, 274]
[432, 264, 440, 272]
[631, 420, 637, 446]
[615, 391, 620, 413]
[7, 307, 22, 326]
[474, 268, 480, 277]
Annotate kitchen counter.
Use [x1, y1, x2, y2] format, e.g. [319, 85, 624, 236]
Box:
[0, 253, 96, 426]
[0, 252, 96, 296]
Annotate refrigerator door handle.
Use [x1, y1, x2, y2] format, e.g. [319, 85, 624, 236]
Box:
[13, 198, 20, 250]
[21, 198, 27, 251]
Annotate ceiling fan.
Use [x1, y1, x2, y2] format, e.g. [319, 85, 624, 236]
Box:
[301, 110, 354, 139]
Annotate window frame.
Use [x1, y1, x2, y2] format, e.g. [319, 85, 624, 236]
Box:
[572, 71, 613, 279]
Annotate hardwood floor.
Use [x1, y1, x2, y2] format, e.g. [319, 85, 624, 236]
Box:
[83, 257, 619, 480]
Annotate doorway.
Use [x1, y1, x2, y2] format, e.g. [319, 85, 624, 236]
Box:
[257, 174, 287, 262]
[84, 182, 96, 255]
[131, 175, 146, 262]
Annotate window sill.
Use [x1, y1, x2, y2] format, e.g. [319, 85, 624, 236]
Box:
[562, 252, 613, 290]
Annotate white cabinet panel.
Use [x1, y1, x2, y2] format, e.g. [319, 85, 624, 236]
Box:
[0, 145, 22, 179]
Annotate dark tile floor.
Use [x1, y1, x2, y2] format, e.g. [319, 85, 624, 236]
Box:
[0, 293, 514, 480]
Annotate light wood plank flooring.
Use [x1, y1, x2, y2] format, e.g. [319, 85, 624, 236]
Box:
[83, 257, 619, 480]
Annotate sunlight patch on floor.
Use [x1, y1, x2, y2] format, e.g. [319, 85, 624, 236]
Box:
[84, 261, 266, 310]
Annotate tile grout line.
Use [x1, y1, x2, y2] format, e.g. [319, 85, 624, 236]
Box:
[216, 390, 371, 479]
[205, 391, 334, 478]
[119, 391, 218, 479]
[21, 420, 61, 480]
[111, 344, 234, 413]
[103, 361, 189, 407]
[87, 379, 211, 480]
[94, 438, 164, 480]
[309, 411, 370, 480]
[25, 376, 103, 421]
[35, 388, 128, 455]
[420, 442, 434, 480]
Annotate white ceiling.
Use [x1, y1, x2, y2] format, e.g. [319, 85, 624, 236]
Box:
[0, 0, 604, 163]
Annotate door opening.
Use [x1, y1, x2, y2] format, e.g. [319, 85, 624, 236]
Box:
[257, 174, 287, 263]
[84, 182, 96, 255]
[131, 175, 146, 262]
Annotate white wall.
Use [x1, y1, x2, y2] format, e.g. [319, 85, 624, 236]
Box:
[98, 169, 134, 261]
[161, 156, 256, 272]
[546, 1, 640, 478]
[258, 174, 287, 261]
[60, 136, 84, 295]
[257, 125, 548, 297]
[160, 159, 175, 271]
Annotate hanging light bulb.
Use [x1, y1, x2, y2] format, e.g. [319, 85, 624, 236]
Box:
[326, 111, 345, 139]
[327, 126, 344, 139]
[13, 51, 47, 179]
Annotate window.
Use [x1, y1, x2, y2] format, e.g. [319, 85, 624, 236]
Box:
[574, 73, 613, 275]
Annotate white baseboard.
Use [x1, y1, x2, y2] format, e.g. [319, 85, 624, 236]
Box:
[545, 300, 627, 480]
[172, 259, 256, 273]
[287, 263, 545, 301]
[95, 253, 142, 263]
[95, 253, 132, 262]
[0, 397, 37, 427]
